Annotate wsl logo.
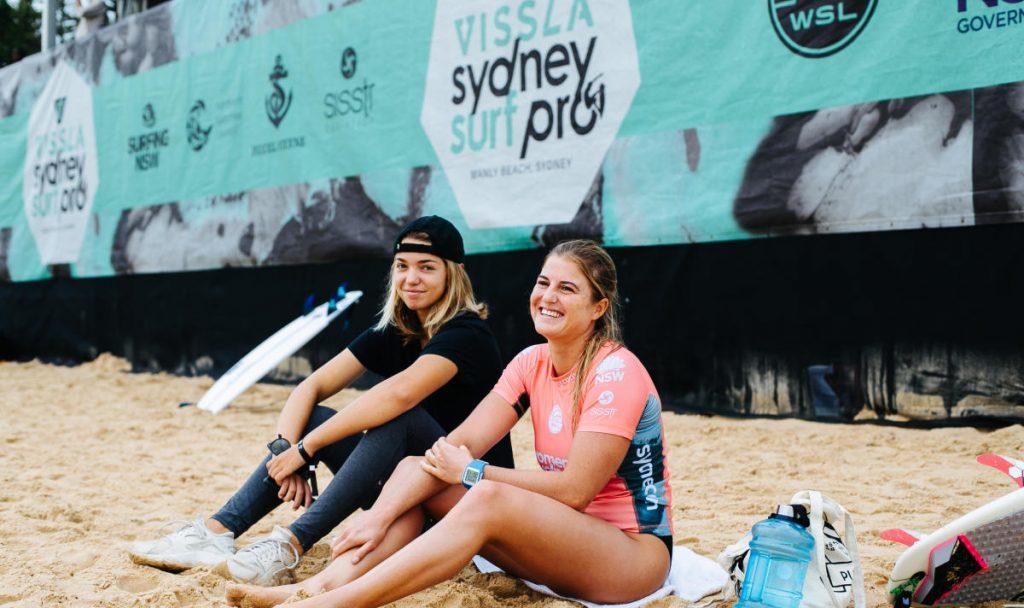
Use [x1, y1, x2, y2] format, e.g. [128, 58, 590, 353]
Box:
[265, 55, 293, 128]
[186, 99, 212, 152]
[769, 0, 877, 58]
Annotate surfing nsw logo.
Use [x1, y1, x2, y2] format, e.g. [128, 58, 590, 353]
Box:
[128, 102, 169, 172]
[769, 0, 877, 58]
[594, 354, 626, 384]
[266, 54, 293, 128]
[142, 103, 156, 128]
[186, 100, 212, 152]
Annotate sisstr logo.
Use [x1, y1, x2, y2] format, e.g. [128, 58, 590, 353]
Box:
[956, 0, 1024, 34]
[421, 0, 640, 228]
[769, 0, 876, 58]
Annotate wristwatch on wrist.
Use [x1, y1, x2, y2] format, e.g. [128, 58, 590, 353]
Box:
[296, 439, 314, 464]
[461, 459, 488, 489]
[267, 434, 291, 456]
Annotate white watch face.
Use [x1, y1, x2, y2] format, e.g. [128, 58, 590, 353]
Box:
[464, 468, 482, 485]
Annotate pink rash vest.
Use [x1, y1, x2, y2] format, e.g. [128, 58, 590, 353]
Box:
[492, 343, 673, 537]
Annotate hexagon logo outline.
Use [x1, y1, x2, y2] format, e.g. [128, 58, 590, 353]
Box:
[420, 0, 640, 229]
[22, 61, 99, 266]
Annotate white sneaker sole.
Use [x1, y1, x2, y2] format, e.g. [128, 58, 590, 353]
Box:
[220, 560, 297, 587]
[128, 548, 231, 572]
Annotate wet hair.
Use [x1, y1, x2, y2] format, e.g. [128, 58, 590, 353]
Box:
[375, 231, 487, 342]
[547, 239, 623, 432]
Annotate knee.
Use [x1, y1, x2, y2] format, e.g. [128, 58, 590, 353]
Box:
[395, 455, 423, 476]
[316, 566, 357, 592]
[450, 480, 508, 525]
[301, 405, 337, 436]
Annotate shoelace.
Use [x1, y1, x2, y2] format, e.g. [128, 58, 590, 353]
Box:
[151, 518, 210, 549]
[243, 536, 300, 574]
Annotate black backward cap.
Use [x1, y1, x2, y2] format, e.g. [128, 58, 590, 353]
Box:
[394, 215, 465, 263]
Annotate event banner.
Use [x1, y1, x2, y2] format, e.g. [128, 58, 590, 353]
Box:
[1, 0, 1024, 281]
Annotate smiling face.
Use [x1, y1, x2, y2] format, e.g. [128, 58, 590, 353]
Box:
[393, 238, 447, 314]
[530, 254, 609, 343]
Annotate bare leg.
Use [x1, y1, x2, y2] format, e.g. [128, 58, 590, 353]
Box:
[225, 505, 426, 608]
[284, 480, 670, 608]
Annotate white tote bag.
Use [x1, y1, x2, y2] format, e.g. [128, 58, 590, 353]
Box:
[717, 491, 866, 608]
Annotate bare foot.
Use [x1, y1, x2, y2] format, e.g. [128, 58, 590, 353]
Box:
[225, 583, 295, 608]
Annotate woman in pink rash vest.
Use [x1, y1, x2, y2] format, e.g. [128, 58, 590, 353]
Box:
[227, 239, 674, 608]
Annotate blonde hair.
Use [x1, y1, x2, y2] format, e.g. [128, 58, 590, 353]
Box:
[375, 232, 488, 342]
[547, 240, 623, 432]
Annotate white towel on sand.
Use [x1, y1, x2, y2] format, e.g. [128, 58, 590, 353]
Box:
[472, 545, 729, 608]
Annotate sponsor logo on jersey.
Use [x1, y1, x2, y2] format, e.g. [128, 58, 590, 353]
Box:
[598, 390, 614, 405]
[596, 355, 625, 373]
[632, 444, 660, 511]
[548, 404, 564, 434]
[594, 370, 624, 384]
[536, 450, 567, 471]
[590, 407, 617, 418]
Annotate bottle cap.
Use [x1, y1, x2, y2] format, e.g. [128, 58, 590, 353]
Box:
[770, 504, 811, 527]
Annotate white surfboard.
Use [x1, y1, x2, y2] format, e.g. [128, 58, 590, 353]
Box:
[197, 289, 363, 414]
[884, 455, 1024, 605]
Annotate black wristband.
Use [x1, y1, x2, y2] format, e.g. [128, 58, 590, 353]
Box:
[296, 440, 314, 464]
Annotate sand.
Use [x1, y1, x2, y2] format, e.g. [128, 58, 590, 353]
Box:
[1, 354, 1023, 607]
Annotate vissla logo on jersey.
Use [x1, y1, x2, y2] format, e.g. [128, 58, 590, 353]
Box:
[769, 0, 876, 58]
[548, 404, 564, 434]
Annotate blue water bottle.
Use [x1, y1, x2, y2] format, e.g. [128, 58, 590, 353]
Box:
[736, 505, 815, 608]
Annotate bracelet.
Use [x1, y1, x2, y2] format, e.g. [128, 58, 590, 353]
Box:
[296, 440, 314, 464]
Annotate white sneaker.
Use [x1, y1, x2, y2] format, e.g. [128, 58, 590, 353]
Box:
[129, 518, 236, 571]
[225, 525, 300, 586]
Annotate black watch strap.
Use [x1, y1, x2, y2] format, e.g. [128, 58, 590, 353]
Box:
[296, 440, 314, 464]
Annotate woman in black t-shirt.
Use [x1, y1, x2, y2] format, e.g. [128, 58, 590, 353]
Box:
[129, 216, 512, 585]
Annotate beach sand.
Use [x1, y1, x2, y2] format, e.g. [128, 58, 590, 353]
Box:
[2, 354, 1022, 607]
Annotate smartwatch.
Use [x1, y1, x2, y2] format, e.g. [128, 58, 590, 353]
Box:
[461, 459, 488, 489]
[267, 434, 291, 455]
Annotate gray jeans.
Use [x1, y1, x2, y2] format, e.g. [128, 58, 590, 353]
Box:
[211, 405, 445, 550]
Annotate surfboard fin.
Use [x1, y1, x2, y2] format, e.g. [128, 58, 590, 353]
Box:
[881, 528, 922, 546]
[302, 294, 316, 315]
[977, 453, 1024, 488]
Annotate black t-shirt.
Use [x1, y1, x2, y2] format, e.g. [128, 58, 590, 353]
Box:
[347, 312, 514, 468]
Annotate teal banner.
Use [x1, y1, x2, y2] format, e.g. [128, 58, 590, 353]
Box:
[1, 0, 1023, 281]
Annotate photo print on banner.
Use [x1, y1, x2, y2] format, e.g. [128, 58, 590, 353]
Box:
[421, 0, 640, 229]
